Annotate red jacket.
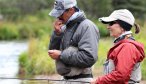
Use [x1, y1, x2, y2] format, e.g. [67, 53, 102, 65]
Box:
[96, 39, 145, 84]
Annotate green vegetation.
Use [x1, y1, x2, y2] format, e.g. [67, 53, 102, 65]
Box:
[0, 10, 53, 40]
[19, 36, 56, 76]
[1, 0, 146, 20]
[0, 23, 19, 40]
[112, 0, 146, 20]
[142, 59, 146, 80]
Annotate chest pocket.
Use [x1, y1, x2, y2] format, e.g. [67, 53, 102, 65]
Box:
[103, 59, 115, 75]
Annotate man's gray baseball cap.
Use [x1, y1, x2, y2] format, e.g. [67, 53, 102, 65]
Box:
[49, 0, 77, 18]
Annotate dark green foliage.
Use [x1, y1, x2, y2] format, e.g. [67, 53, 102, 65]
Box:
[77, 0, 113, 18]
[112, 0, 146, 20]
[94, 20, 110, 37]
[0, 0, 53, 20]
[1, 0, 146, 20]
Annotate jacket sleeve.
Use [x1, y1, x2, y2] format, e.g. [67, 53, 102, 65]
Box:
[49, 31, 63, 50]
[59, 21, 99, 68]
[97, 43, 140, 84]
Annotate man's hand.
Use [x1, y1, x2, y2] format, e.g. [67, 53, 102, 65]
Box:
[48, 50, 61, 60]
[53, 20, 63, 35]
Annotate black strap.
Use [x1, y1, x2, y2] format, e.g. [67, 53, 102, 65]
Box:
[69, 18, 85, 46]
[129, 79, 140, 84]
[114, 34, 135, 43]
[60, 18, 85, 50]
[64, 74, 93, 80]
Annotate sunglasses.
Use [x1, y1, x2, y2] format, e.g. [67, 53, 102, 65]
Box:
[108, 21, 117, 26]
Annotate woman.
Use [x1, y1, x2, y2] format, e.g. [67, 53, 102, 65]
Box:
[91, 9, 145, 84]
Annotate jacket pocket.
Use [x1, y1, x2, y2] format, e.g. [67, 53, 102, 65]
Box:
[56, 60, 71, 76]
[56, 46, 83, 76]
[103, 59, 115, 75]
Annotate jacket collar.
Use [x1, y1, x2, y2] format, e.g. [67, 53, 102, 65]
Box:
[114, 31, 134, 43]
[66, 11, 86, 27]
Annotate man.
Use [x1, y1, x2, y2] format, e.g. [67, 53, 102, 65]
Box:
[48, 0, 100, 83]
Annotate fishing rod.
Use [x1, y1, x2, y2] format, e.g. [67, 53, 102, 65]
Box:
[0, 77, 90, 83]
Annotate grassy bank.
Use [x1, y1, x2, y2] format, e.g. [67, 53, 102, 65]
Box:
[19, 35, 56, 77]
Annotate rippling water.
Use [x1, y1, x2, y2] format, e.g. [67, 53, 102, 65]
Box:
[0, 41, 28, 84]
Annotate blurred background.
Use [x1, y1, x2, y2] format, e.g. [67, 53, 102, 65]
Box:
[0, 0, 146, 84]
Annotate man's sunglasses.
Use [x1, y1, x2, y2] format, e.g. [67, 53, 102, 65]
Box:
[108, 21, 117, 26]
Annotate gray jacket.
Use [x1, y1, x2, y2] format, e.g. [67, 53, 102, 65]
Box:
[49, 12, 100, 76]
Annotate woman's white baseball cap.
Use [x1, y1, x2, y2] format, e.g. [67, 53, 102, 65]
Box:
[99, 9, 135, 26]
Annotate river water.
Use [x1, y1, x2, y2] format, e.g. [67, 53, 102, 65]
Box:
[0, 41, 28, 84]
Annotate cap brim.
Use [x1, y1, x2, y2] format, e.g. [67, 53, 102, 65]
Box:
[49, 9, 64, 18]
[99, 17, 117, 24]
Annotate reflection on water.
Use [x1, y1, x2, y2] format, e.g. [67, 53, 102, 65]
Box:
[0, 41, 28, 84]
